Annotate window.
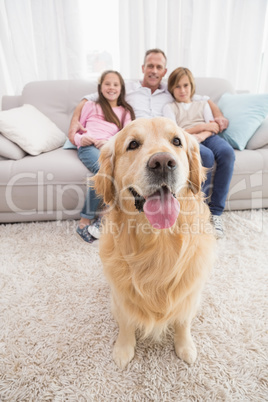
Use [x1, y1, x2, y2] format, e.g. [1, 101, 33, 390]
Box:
[78, 0, 120, 79]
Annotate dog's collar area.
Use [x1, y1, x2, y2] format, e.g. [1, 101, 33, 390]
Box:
[128, 187, 146, 212]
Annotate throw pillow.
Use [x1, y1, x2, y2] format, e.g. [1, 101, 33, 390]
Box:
[218, 93, 268, 150]
[246, 116, 268, 150]
[0, 134, 27, 160]
[0, 104, 66, 156]
[63, 138, 77, 149]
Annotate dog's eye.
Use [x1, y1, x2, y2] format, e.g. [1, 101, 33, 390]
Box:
[127, 140, 140, 151]
[172, 137, 182, 147]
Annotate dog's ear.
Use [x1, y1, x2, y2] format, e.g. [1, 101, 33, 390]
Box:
[185, 132, 206, 194]
[92, 138, 115, 204]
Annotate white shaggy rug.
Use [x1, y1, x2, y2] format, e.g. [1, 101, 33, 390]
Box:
[0, 210, 267, 401]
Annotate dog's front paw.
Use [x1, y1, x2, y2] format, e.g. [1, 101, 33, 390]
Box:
[175, 342, 197, 364]
[113, 343, 135, 369]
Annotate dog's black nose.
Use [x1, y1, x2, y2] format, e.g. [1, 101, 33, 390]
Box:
[147, 152, 177, 173]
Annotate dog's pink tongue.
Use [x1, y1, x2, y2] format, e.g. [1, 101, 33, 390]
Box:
[143, 188, 180, 229]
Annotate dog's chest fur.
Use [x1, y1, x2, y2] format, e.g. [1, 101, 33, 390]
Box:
[100, 211, 214, 337]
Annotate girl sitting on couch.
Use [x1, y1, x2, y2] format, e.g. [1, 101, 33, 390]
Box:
[75, 70, 135, 243]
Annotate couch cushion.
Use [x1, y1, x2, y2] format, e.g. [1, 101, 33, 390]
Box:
[0, 104, 66, 156]
[195, 77, 235, 104]
[0, 147, 91, 186]
[225, 149, 268, 210]
[218, 93, 268, 150]
[0, 148, 91, 221]
[21, 80, 98, 134]
[246, 117, 268, 150]
[0, 134, 27, 160]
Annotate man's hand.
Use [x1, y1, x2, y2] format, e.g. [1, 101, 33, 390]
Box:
[207, 100, 229, 132]
[204, 121, 220, 134]
[68, 122, 87, 144]
[68, 99, 87, 144]
[214, 116, 229, 132]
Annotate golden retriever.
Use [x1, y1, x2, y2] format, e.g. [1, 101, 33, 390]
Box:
[93, 117, 216, 369]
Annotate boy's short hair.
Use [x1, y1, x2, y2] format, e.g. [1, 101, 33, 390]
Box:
[168, 67, 196, 99]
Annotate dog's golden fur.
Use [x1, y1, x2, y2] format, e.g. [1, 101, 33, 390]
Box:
[94, 117, 216, 369]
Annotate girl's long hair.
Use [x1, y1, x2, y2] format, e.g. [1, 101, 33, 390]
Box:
[97, 70, 135, 129]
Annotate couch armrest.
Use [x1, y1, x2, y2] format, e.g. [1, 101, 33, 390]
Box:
[2, 95, 23, 111]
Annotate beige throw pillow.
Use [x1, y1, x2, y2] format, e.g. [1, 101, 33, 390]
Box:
[0, 134, 27, 160]
[0, 104, 66, 156]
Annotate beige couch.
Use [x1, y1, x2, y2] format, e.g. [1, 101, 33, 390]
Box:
[0, 78, 268, 223]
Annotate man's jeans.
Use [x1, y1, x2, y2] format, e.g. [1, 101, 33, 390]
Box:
[78, 145, 101, 220]
[200, 135, 235, 216]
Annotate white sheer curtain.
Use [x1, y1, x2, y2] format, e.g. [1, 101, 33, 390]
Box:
[0, 0, 83, 99]
[119, 0, 268, 93]
[258, 8, 268, 93]
[1, 0, 267, 100]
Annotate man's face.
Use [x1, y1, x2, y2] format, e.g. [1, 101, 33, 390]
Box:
[142, 53, 167, 92]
